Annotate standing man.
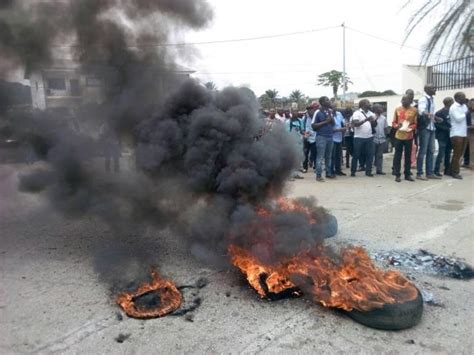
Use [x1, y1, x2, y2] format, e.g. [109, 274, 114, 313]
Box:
[416, 84, 439, 180]
[302, 103, 318, 173]
[286, 109, 305, 180]
[373, 104, 388, 175]
[263, 108, 279, 134]
[100, 119, 121, 173]
[434, 97, 453, 177]
[312, 96, 335, 182]
[330, 106, 346, 176]
[343, 108, 354, 168]
[449, 92, 468, 179]
[392, 96, 417, 182]
[350, 99, 376, 177]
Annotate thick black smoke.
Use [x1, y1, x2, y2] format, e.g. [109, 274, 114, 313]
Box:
[1, 0, 331, 287]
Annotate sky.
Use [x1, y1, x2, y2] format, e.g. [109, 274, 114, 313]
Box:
[179, 0, 445, 99]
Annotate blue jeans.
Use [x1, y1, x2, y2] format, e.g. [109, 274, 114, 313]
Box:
[315, 135, 333, 177]
[417, 129, 435, 176]
[330, 141, 343, 174]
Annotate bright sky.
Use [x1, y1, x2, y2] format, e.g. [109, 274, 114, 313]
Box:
[181, 0, 440, 99]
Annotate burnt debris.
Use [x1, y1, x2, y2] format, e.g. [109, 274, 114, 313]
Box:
[371, 249, 474, 280]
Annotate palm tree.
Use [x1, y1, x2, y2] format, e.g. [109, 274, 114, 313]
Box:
[258, 94, 271, 109]
[289, 90, 305, 109]
[289, 89, 303, 101]
[403, 0, 473, 62]
[204, 81, 217, 91]
[317, 70, 352, 99]
[264, 89, 279, 106]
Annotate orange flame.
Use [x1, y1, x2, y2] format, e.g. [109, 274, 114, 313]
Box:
[116, 269, 182, 318]
[229, 198, 418, 312]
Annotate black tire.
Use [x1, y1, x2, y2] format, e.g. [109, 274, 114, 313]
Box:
[343, 288, 423, 330]
[315, 214, 338, 239]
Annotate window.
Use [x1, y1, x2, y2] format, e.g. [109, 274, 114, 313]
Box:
[86, 77, 102, 87]
[47, 78, 66, 90]
[70, 79, 81, 96]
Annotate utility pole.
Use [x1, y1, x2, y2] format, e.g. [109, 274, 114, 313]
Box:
[342, 22, 346, 105]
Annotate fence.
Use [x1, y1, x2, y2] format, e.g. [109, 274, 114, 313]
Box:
[427, 56, 474, 91]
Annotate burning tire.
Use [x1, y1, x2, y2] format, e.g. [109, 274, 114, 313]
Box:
[343, 288, 423, 330]
[116, 269, 182, 319]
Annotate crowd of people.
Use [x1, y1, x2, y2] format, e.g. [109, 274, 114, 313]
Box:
[264, 85, 473, 182]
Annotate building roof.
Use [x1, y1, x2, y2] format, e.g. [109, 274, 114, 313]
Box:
[25, 59, 194, 78]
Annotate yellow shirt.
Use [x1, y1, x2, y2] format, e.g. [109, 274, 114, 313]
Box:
[393, 106, 417, 140]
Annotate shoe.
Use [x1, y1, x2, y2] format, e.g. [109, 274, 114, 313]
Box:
[427, 174, 441, 180]
[405, 176, 415, 182]
[452, 174, 463, 179]
[366, 173, 374, 177]
[434, 172, 443, 177]
[316, 176, 325, 182]
[376, 171, 386, 175]
[350, 173, 356, 177]
[336, 171, 346, 176]
[416, 175, 428, 181]
[327, 175, 336, 179]
[395, 177, 401, 182]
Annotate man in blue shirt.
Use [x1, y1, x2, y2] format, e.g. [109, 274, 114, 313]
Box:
[330, 106, 346, 176]
[312, 96, 335, 181]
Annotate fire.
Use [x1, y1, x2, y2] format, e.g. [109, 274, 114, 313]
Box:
[116, 269, 182, 318]
[229, 198, 419, 312]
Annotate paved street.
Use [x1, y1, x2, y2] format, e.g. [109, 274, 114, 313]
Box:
[1, 157, 473, 354]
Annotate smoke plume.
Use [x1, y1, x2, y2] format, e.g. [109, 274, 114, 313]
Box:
[1, 0, 331, 287]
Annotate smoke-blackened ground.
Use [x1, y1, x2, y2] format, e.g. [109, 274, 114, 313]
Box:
[1, 163, 473, 353]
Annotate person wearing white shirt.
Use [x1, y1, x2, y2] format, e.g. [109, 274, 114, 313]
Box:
[416, 84, 439, 180]
[372, 104, 389, 175]
[449, 92, 468, 179]
[350, 99, 376, 177]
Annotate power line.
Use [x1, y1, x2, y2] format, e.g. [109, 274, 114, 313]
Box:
[50, 25, 339, 48]
[345, 26, 449, 58]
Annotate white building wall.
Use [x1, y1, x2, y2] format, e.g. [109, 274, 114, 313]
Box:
[402, 65, 428, 96]
[363, 88, 474, 125]
[29, 72, 46, 110]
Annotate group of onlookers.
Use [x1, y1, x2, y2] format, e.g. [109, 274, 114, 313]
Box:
[264, 85, 473, 182]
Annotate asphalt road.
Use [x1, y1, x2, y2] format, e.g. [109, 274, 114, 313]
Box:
[1, 158, 473, 354]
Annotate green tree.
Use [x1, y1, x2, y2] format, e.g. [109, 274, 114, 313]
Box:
[289, 90, 303, 102]
[317, 70, 352, 99]
[289, 90, 305, 109]
[204, 81, 217, 91]
[358, 90, 397, 98]
[264, 89, 279, 105]
[403, 0, 473, 62]
[258, 94, 271, 109]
